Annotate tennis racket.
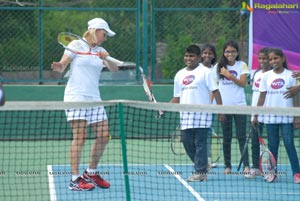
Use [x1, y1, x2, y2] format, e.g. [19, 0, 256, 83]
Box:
[57, 32, 124, 66]
[237, 128, 252, 171]
[210, 126, 222, 164]
[170, 125, 186, 155]
[257, 125, 277, 182]
[170, 125, 223, 157]
[139, 66, 164, 118]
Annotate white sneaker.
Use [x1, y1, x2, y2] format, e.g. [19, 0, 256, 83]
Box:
[187, 173, 208, 182]
[245, 168, 261, 179]
[210, 162, 218, 168]
[208, 157, 218, 168]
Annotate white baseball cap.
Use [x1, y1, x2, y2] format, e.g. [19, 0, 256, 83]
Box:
[88, 18, 116, 37]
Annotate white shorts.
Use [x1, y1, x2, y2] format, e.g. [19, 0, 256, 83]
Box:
[64, 95, 107, 125]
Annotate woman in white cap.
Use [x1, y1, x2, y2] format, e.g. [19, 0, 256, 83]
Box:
[51, 18, 117, 191]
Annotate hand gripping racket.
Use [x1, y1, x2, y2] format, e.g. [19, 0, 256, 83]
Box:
[139, 67, 164, 118]
[57, 32, 124, 66]
[257, 125, 277, 182]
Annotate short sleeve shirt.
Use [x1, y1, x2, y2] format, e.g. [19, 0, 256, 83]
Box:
[173, 64, 219, 129]
[218, 61, 249, 106]
[259, 69, 296, 123]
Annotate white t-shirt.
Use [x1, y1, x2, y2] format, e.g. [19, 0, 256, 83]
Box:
[173, 64, 218, 129]
[259, 69, 296, 124]
[64, 40, 106, 99]
[216, 61, 249, 106]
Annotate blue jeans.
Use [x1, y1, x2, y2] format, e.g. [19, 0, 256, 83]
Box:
[266, 123, 300, 175]
[207, 128, 213, 159]
[181, 128, 209, 174]
[207, 115, 215, 159]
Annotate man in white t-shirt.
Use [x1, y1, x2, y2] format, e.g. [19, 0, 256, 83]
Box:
[170, 45, 223, 182]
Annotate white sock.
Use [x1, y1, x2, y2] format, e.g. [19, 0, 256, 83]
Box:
[72, 174, 81, 181]
[87, 168, 98, 175]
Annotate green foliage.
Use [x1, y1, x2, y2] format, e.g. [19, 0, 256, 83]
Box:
[161, 34, 193, 79]
[0, 0, 248, 83]
[216, 36, 226, 60]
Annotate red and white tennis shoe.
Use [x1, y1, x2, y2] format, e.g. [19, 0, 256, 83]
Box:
[83, 170, 110, 188]
[69, 176, 95, 191]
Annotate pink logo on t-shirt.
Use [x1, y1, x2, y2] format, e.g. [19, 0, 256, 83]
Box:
[271, 78, 285, 89]
[225, 70, 237, 80]
[254, 78, 261, 88]
[182, 75, 195, 85]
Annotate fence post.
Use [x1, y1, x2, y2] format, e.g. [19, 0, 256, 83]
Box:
[142, 0, 148, 76]
[118, 102, 131, 201]
[38, 0, 43, 83]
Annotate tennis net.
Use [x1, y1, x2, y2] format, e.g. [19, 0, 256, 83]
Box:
[0, 100, 299, 201]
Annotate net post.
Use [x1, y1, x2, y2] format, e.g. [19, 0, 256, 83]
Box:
[118, 102, 131, 201]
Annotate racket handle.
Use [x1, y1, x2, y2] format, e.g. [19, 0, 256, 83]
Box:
[105, 56, 124, 66]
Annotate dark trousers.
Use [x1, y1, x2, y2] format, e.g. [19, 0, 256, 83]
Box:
[221, 114, 249, 169]
[181, 128, 209, 174]
[250, 123, 264, 169]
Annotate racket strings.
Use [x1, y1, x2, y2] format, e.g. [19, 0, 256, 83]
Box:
[58, 33, 91, 53]
[261, 152, 276, 176]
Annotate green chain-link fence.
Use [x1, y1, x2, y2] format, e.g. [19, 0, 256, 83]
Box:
[0, 0, 249, 84]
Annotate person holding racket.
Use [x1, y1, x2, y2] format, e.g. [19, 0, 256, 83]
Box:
[253, 48, 300, 183]
[214, 40, 250, 175]
[51, 18, 117, 191]
[170, 45, 223, 182]
[246, 47, 272, 179]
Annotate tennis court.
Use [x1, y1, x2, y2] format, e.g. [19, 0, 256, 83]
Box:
[1, 137, 300, 200]
[47, 163, 299, 201]
[1, 101, 300, 201]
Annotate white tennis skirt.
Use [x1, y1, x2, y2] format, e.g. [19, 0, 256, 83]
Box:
[64, 94, 107, 125]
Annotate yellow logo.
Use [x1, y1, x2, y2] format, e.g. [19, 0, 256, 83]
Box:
[241, 1, 254, 15]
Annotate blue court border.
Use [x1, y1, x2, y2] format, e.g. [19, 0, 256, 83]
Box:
[47, 164, 300, 201]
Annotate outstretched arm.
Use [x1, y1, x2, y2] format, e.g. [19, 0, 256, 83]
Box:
[98, 51, 119, 72]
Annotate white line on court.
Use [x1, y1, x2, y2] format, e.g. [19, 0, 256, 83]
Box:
[47, 165, 57, 201]
[164, 164, 205, 201]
